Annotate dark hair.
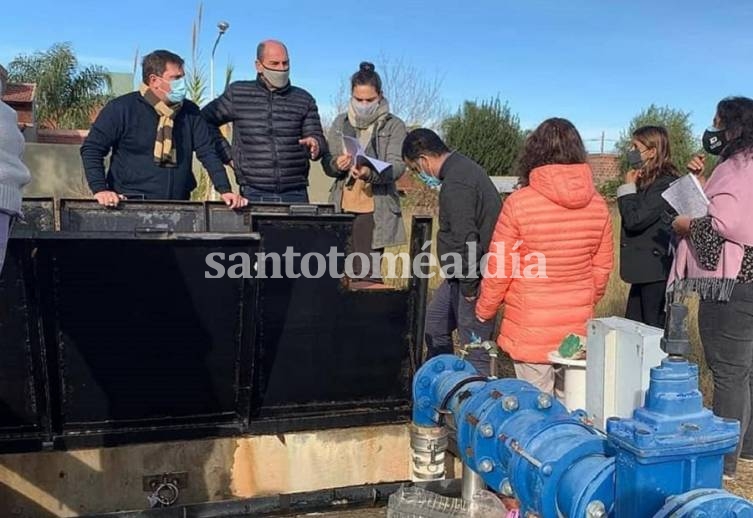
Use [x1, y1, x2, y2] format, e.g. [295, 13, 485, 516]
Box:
[632, 125, 679, 189]
[350, 61, 382, 95]
[515, 118, 588, 186]
[141, 50, 184, 84]
[402, 128, 450, 162]
[716, 96, 753, 159]
[256, 40, 288, 61]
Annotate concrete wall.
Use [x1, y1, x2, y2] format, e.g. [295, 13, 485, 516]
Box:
[23, 143, 92, 199]
[20, 143, 334, 203]
[306, 160, 332, 203]
[20, 142, 618, 203]
[0, 425, 427, 517]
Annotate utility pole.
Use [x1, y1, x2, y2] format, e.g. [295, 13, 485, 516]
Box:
[209, 21, 230, 201]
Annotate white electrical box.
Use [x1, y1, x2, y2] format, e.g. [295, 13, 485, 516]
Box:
[585, 317, 667, 431]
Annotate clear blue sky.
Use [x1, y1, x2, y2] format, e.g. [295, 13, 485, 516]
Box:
[2, 0, 752, 152]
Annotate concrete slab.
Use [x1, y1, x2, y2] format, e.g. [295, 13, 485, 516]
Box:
[0, 424, 413, 517]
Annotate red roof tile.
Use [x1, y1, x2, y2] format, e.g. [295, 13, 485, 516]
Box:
[1, 83, 36, 104]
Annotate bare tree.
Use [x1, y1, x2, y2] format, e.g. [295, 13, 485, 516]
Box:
[329, 53, 448, 131]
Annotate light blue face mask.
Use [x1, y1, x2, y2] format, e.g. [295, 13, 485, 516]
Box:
[166, 77, 187, 104]
[417, 171, 441, 189]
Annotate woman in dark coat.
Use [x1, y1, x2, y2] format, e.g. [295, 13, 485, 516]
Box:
[616, 125, 679, 327]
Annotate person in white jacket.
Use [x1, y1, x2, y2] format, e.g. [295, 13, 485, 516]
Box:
[0, 68, 32, 275]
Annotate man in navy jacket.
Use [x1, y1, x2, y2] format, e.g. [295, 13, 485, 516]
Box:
[81, 50, 246, 208]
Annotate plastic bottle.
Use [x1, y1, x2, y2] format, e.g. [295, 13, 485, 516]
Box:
[386, 484, 509, 518]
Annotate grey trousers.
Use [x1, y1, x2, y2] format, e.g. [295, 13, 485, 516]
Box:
[0, 212, 10, 277]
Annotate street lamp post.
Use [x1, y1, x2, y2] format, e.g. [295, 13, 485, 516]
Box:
[210, 21, 230, 100]
[209, 21, 229, 201]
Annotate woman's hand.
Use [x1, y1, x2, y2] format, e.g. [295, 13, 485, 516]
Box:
[625, 169, 640, 184]
[350, 165, 372, 180]
[687, 154, 708, 187]
[687, 154, 705, 175]
[672, 215, 692, 236]
[336, 154, 353, 171]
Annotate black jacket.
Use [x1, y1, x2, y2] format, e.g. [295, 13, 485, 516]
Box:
[80, 92, 231, 200]
[201, 78, 327, 193]
[617, 172, 677, 284]
[438, 152, 503, 297]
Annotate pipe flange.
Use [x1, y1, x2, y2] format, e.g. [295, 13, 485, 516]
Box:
[652, 488, 753, 517]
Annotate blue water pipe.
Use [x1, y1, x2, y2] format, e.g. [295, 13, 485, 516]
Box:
[411, 306, 752, 517]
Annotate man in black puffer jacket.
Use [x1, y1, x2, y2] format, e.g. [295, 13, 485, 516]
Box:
[201, 40, 327, 203]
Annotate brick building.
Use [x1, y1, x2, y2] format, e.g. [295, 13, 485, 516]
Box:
[587, 153, 622, 185]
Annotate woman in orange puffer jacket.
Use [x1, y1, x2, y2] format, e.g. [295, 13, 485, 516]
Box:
[475, 118, 614, 394]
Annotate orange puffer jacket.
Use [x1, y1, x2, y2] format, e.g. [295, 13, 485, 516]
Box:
[475, 163, 614, 363]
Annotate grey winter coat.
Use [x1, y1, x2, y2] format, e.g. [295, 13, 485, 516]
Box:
[323, 113, 407, 249]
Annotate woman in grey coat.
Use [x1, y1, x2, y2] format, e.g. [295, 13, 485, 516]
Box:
[323, 62, 407, 289]
[0, 70, 31, 275]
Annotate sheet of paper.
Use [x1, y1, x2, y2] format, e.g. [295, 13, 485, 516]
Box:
[661, 174, 710, 218]
[342, 135, 361, 158]
[342, 135, 392, 174]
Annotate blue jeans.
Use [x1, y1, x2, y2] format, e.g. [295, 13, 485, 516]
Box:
[424, 279, 496, 375]
[240, 185, 309, 203]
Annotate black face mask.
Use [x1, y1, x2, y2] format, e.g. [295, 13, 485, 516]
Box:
[702, 127, 727, 155]
[627, 149, 644, 169]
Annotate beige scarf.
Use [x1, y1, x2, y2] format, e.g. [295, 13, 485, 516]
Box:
[139, 84, 180, 167]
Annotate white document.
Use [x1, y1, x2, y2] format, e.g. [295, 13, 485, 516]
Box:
[342, 135, 392, 174]
[661, 174, 710, 218]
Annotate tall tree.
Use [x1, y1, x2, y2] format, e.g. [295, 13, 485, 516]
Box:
[442, 96, 524, 176]
[8, 42, 112, 129]
[616, 104, 700, 175]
